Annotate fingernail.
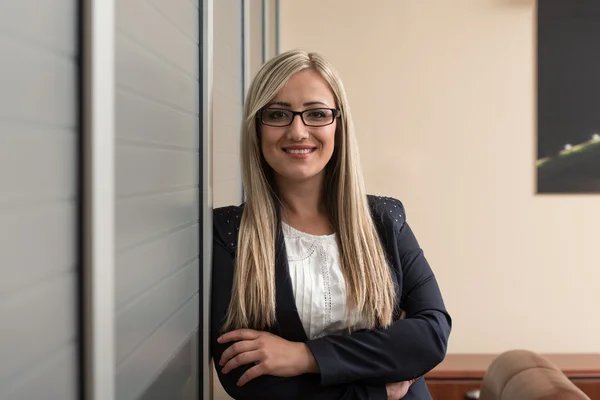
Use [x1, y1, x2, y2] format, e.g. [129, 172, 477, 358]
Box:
[217, 336, 223, 343]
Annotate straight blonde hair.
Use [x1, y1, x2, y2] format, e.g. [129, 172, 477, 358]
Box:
[223, 49, 396, 332]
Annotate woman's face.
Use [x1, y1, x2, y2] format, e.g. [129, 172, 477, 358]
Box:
[259, 69, 337, 186]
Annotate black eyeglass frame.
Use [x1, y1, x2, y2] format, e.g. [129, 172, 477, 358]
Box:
[257, 107, 341, 127]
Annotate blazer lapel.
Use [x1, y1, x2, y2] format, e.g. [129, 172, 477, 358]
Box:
[274, 223, 308, 342]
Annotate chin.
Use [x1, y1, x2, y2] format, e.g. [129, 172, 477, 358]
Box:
[277, 169, 323, 184]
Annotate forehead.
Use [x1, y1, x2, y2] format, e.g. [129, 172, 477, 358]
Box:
[271, 69, 335, 106]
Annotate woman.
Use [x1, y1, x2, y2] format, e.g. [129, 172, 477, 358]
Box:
[211, 49, 452, 400]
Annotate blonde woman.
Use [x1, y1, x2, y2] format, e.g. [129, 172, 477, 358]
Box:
[211, 50, 451, 400]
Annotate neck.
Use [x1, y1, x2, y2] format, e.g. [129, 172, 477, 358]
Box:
[276, 174, 326, 219]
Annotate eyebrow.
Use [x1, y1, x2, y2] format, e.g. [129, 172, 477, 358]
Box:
[267, 101, 330, 108]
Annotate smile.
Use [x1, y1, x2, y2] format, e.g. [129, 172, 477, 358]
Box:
[284, 148, 316, 154]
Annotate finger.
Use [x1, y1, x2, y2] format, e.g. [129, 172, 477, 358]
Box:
[218, 329, 261, 344]
[222, 350, 262, 374]
[237, 364, 265, 386]
[219, 340, 259, 366]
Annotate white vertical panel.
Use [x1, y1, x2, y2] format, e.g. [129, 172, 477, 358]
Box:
[82, 0, 116, 399]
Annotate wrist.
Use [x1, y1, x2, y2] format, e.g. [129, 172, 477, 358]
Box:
[298, 343, 319, 374]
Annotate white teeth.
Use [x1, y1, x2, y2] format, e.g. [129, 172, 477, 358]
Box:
[285, 148, 313, 154]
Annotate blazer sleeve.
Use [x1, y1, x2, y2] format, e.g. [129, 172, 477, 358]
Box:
[210, 239, 388, 400]
[304, 214, 452, 387]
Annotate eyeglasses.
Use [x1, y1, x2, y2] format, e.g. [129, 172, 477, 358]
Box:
[259, 107, 340, 127]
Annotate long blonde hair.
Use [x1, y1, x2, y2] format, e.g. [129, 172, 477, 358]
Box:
[223, 49, 396, 332]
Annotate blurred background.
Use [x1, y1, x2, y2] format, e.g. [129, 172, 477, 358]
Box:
[0, 1, 598, 400]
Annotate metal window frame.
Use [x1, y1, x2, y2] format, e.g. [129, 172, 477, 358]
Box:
[241, 0, 250, 202]
[242, 0, 250, 96]
[262, 0, 268, 63]
[275, 0, 281, 55]
[81, 0, 116, 399]
[201, 0, 214, 398]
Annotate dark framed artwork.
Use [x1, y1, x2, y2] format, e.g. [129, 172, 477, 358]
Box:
[537, 0, 600, 193]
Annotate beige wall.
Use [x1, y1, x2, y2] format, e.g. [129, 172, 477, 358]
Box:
[264, 0, 279, 61]
[281, 0, 600, 354]
[247, 0, 264, 83]
[212, 3, 244, 397]
[212, 0, 244, 208]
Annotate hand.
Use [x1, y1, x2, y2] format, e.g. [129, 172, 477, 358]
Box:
[217, 329, 318, 386]
[386, 378, 417, 400]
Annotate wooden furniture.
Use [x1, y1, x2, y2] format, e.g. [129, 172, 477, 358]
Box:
[424, 353, 600, 400]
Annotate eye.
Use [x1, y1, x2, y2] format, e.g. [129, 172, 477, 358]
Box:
[305, 109, 331, 120]
[265, 109, 289, 120]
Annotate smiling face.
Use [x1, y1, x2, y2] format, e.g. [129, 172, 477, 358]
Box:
[259, 69, 338, 187]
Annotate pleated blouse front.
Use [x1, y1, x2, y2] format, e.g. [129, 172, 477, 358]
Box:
[282, 222, 369, 340]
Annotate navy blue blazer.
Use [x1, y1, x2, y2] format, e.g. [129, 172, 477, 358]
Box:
[211, 195, 452, 400]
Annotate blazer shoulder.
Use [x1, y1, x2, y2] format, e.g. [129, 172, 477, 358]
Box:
[367, 194, 406, 232]
[213, 204, 244, 252]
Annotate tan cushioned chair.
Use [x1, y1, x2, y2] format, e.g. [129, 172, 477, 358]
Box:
[478, 350, 590, 400]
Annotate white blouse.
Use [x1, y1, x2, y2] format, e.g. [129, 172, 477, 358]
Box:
[282, 222, 369, 340]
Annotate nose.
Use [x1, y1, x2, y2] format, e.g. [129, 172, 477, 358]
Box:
[287, 114, 309, 141]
